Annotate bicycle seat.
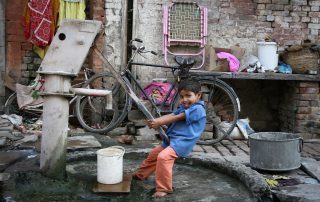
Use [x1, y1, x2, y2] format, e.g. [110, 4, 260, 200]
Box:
[174, 56, 195, 66]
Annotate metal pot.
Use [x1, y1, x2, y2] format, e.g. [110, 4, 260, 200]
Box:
[248, 132, 303, 171]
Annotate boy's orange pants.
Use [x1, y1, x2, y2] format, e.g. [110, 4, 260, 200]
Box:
[134, 145, 178, 193]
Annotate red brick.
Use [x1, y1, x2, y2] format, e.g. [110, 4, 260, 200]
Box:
[296, 107, 311, 114]
[254, 0, 271, 3]
[298, 94, 318, 101]
[6, 1, 24, 21]
[295, 120, 308, 127]
[7, 34, 27, 42]
[309, 12, 320, 18]
[21, 43, 33, 51]
[296, 100, 310, 107]
[292, 0, 307, 6]
[299, 87, 319, 94]
[94, 9, 105, 17]
[272, 0, 289, 4]
[308, 114, 320, 120]
[7, 42, 22, 81]
[294, 126, 305, 133]
[295, 114, 308, 120]
[310, 100, 320, 107]
[298, 82, 319, 87]
[266, 4, 284, 10]
[93, 0, 104, 5]
[6, 21, 24, 35]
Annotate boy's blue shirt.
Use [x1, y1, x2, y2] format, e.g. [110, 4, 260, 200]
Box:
[161, 100, 206, 157]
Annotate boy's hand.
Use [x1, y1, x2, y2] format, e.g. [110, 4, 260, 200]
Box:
[147, 119, 162, 129]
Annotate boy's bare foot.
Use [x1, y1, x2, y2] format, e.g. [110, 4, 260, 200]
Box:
[152, 191, 168, 198]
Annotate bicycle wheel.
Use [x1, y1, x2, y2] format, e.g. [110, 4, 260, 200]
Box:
[198, 79, 239, 145]
[4, 93, 42, 118]
[172, 79, 240, 145]
[75, 72, 132, 133]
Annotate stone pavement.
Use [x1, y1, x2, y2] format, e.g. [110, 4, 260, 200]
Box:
[189, 139, 320, 202]
[191, 139, 320, 164]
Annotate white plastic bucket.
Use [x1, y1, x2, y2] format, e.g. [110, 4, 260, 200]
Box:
[257, 42, 279, 71]
[96, 146, 125, 184]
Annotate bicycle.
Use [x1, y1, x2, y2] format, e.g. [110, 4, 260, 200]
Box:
[3, 67, 117, 126]
[76, 38, 241, 145]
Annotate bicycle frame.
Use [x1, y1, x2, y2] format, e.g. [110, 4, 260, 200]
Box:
[93, 37, 242, 145]
[124, 65, 177, 116]
[93, 38, 241, 144]
[93, 48, 171, 144]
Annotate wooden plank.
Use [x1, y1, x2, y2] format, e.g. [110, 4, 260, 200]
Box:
[191, 71, 320, 81]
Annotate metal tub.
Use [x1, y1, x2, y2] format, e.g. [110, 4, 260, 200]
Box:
[249, 132, 303, 171]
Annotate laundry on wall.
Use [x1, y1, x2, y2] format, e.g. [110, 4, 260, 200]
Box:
[22, 0, 86, 58]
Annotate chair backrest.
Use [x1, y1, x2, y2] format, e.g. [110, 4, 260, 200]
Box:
[163, 2, 207, 69]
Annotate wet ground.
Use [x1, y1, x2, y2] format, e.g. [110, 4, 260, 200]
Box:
[1, 152, 256, 202]
[0, 131, 319, 201]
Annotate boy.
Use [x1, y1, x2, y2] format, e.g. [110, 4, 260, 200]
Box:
[133, 79, 206, 198]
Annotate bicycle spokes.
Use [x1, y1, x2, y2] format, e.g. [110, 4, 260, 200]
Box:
[197, 81, 239, 145]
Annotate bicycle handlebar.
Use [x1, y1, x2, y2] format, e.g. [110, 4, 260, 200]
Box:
[132, 38, 143, 43]
[128, 39, 194, 78]
[131, 62, 179, 70]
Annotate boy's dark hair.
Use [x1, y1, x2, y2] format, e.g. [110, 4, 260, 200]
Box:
[178, 79, 201, 93]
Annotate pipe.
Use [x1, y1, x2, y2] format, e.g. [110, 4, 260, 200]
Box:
[40, 95, 69, 179]
[40, 75, 71, 179]
[72, 88, 111, 96]
[72, 88, 113, 109]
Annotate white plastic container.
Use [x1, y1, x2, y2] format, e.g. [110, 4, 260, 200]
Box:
[257, 42, 279, 71]
[97, 146, 125, 184]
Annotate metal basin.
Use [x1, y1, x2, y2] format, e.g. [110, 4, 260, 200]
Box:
[249, 132, 303, 171]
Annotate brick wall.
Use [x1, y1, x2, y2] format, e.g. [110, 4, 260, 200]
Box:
[255, 0, 320, 47]
[5, 0, 40, 91]
[227, 79, 320, 138]
[4, 0, 105, 91]
[104, 0, 123, 70]
[89, 0, 105, 73]
[103, 0, 320, 136]
[106, 0, 320, 87]
[0, 0, 5, 111]
[279, 81, 320, 138]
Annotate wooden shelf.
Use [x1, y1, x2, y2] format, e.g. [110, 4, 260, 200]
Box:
[191, 71, 320, 81]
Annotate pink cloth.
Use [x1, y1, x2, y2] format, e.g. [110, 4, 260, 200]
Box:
[216, 52, 240, 72]
[141, 82, 176, 104]
[24, 0, 53, 47]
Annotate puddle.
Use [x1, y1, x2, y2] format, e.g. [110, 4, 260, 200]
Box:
[1, 156, 257, 202]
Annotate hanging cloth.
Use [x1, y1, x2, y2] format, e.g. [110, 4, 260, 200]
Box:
[58, 0, 86, 25]
[22, 0, 53, 47]
[23, 0, 60, 58]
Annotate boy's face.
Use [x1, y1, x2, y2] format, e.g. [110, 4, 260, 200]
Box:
[179, 89, 202, 108]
